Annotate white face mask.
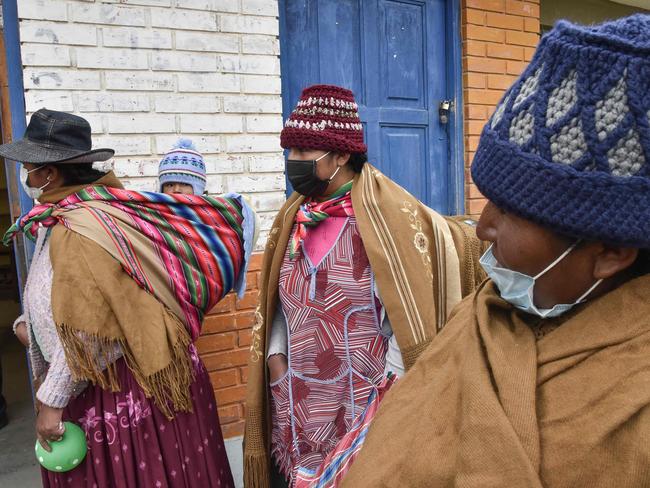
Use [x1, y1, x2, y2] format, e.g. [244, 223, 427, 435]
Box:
[20, 165, 51, 200]
[479, 242, 603, 318]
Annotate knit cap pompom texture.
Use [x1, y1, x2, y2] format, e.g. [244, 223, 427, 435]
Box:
[472, 14, 650, 247]
[158, 138, 206, 195]
[280, 84, 367, 154]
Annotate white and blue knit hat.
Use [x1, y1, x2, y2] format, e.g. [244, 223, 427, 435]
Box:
[472, 14, 650, 248]
[158, 138, 206, 195]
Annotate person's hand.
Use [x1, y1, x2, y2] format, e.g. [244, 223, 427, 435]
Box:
[14, 322, 29, 347]
[36, 405, 65, 452]
[267, 354, 288, 384]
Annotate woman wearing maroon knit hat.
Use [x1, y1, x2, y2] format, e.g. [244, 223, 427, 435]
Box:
[243, 84, 486, 487]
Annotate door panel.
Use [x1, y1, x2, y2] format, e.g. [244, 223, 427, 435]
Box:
[280, 0, 452, 212]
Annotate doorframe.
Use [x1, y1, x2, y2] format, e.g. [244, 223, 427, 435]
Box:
[277, 0, 465, 214]
[2, 0, 32, 290]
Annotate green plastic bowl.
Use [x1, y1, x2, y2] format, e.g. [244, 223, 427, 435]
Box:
[35, 421, 87, 472]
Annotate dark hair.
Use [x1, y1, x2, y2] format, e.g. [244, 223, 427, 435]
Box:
[347, 153, 367, 173]
[55, 163, 106, 186]
[632, 249, 650, 276]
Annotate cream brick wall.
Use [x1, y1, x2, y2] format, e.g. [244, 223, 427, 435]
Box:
[18, 0, 284, 245]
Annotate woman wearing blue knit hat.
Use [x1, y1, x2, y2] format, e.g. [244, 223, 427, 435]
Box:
[316, 14, 650, 488]
[158, 138, 207, 195]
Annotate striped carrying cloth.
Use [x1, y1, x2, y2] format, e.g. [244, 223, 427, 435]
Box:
[4, 184, 245, 340]
[293, 373, 397, 488]
[4, 173, 251, 417]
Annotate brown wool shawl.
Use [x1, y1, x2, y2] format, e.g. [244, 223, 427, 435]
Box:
[41, 173, 193, 419]
[243, 164, 486, 487]
[341, 276, 650, 488]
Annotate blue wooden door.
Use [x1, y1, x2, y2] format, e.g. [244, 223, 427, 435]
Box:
[280, 0, 458, 213]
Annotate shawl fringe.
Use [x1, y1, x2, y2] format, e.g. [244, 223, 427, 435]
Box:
[56, 318, 194, 420]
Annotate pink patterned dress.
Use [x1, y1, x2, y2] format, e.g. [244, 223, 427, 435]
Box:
[270, 216, 388, 479]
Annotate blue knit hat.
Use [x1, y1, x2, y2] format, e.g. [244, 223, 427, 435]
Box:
[472, 14, 650, 248]
[158, 138, 206, 194]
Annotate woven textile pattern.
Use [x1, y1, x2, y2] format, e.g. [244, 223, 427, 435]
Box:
[5, 186, 245, 340]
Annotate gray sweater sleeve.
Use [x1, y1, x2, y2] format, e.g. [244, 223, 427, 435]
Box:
[36, 342, 78, 408]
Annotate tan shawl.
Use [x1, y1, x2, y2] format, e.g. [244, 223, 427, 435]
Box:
[341, 276, 650, 487]
[243, 164, 486, 487]
[42, 173, 193, 419]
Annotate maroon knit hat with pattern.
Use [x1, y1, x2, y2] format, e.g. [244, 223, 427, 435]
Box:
[280, 84, 367, 153]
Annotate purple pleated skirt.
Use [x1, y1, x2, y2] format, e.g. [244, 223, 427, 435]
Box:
[42, 353, 234, 488]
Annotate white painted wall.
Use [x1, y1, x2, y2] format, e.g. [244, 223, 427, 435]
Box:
[18, 0, 285, 245]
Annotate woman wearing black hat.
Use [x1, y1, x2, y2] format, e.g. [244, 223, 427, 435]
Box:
[5, 108, 256, 487]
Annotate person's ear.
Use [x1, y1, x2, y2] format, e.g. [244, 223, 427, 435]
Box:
[336, 152, 351, 167]
[43, 165, 60, 184]
[592, 244, 639, 280]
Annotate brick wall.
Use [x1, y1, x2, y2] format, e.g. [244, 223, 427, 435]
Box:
[18, 0, 285, 247]
[462, 0, 540, 218]
[195, 253, 262, 439]
[16, 0, 283, 439]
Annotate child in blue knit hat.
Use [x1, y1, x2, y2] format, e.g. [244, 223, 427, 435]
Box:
[158, 138, 207, 195]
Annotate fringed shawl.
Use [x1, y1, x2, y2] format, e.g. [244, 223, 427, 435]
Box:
[4, 172, 247, 418]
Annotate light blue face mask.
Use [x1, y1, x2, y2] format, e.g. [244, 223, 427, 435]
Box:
[479, 243, 603, 318]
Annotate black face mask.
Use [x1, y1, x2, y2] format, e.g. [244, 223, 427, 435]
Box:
[286, 152, 339, 197]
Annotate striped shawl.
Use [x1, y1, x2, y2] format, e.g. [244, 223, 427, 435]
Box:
[4, 172, 246, 418]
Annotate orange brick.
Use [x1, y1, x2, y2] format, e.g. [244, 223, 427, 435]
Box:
[506, 60, 528, 75]
[196, 332, 237, 354]
[486, 43, 524, 60]
[214, 385, 247, 406]
[466, 104, 487, 120]
[505, 0, 539, 17]
[468, 184, 484, 199]
[245, 271, 257, 291]
[248, 252, 263, 271]
[467, 135, 481, 152]
[464, 39, 486, 57]
[464, 8, 486, 25]
[464, 24, 505, 43]
[464, 89, 504, 105]
[464, 72, 486, 89]
[202, 313, 236, 334]
[485, 12, 523, 31]
[217, 403, 241, 424]
[235, 311, 256, 329]
[464, 56, 507, 74]
[468, 198, 488, 215]
[466, 0, 504, 13]
[466, 120, 485, 136]
[506, 30, 539, 47]
[203, 348, 250, 371]
[221, 420, 245, 438]
[210, 294, 234, 314]
[239, 365, 249, 383]
[210, 368, 239, 389]
[235, 290, 259, 310]
[487, 74, 517, 90]
[524, 17, 539, 33]
[238, 328, 252, 347]
[524, 46, 536, 61]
